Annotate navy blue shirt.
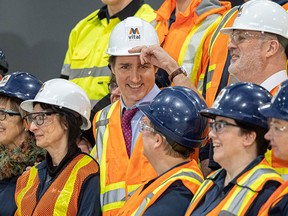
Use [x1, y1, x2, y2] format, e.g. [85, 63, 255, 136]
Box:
[139, 162, 194, 216]
[191, 156, 282, 216]
[0, 176, 18, 216]
[268, 194, 288, 215]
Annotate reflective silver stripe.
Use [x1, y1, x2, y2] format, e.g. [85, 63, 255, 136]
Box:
[224, 168, 279, 215]
[219, 210, 237, 216]
[180, 0, 227, 80]
[68, 66, 111, 80]
[202, 6, 239, 91]
[101, 187, 126, 206]
[208, 6, 239, 55]
[95, 104, 112, 163]
[134, 170, 203, 215]
[196, 0, 225, 15]
[134, 192, 154, 215]
[191, 169, 221, 204]
[61, 64, 70, 76]
[95, 103, 127, 208]
[182, 14, 221, 79]
[281, 174, 288, 181]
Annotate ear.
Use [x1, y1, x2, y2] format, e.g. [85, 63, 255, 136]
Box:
[243, 131, 257, 147]
[265, 39, 280, 58]
[61, 119, 69, 130]
[154, 133, 164, 149]
[154, 66, 158, 74]
[109, 64, 116, 75]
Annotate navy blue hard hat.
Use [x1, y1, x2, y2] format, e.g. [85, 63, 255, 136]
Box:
[0, 72, 42, 101]
[0, 49, 9, 73]
[200, 82, 272, 129]
[259, 79, 288, 121]
[138, 86, 208, 149]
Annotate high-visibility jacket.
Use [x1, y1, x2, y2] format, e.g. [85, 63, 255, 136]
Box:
[185, 159, 283, 216]
[90, 100, 157, 216]
[14, 154, 99, 216]
[198, 3, 288, 107]
[117, 160, 204, 216]
[61, 5, 156, 107]
[265, 149, 288, 180]
[258, 181, 288, 216]
[155, 0, 231, 86]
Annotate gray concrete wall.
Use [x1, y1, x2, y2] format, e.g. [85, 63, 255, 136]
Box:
[0, 0, 163, 81]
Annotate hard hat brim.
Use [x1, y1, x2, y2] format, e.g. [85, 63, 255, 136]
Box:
[20, 99, 91, 130]
[200, 108, 269, 129]
[138, 102, 206, 149]
[106, 50, 140, 56]
[259, 103, 288, 122]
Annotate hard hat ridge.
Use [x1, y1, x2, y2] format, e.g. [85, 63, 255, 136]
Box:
[221, 0, 288, 40]
[107, 17, 160, 56]
[20, 79, 91, 130]
[139, 86, 209, 149]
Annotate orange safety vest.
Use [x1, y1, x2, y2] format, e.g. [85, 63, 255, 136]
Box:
[197, 6, 238, 107]
[91, 101, 157, 216]
[117, 160, 204, 216]
[258, 181, 288, 216]
[185, 159, 283, 216]
[155, 0, 231, 85]
[14, 154, 99, 216]
[265, 149, 288, 180]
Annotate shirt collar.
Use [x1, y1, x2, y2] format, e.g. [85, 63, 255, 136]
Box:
[260, 70, 287, 92]
[120, 84, 161, 114]
[211, 155, 264, 186]
[97, 0, 144, 21]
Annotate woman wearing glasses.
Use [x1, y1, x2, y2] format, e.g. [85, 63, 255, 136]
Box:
[117, 86, 208, 216]
[185, 82, 283, 216]
[0, 72, 45, 216]
[14, 79, 101, 215]
[258, 79, 288, 215]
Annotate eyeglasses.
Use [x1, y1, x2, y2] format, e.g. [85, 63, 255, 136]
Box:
[268, 122, 288, 133]
[23, 111, 56, 128]
[229, 31, 263, 45]
[0, 109, 21, 121]
[210, 120, 240, 134]
[139, 119, 156, 133]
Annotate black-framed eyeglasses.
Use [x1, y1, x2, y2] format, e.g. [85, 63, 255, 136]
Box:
[23, 111, 56, 128]
[0, 109, 21, 121]
[210, 120, 240, 134]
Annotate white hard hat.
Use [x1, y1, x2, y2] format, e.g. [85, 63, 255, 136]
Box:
[107, 17, 160, 56]
[221, 0, 288, 40]
[21, 78, 91, 130]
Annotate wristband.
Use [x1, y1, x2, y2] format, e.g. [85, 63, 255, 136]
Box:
[168, 66, 187, 82]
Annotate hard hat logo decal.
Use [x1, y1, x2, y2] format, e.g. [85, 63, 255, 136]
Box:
[128, 28, 141, 40]
[212, 89, 226, 109]
[0, 75, 10, 87]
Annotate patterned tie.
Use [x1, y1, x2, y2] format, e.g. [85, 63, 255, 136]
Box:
[121, 108, 138, 157]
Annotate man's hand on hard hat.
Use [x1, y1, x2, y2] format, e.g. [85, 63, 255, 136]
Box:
[129, 45, 179, 76]
[129, 45, 203, 99]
